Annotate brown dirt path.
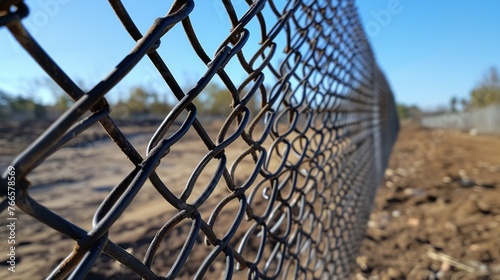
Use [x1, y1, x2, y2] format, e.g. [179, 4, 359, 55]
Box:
[355, 122, 500, 280]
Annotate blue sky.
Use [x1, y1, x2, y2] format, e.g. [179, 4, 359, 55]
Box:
[0, 0, 499, 110]
[357, 0, 500, 109]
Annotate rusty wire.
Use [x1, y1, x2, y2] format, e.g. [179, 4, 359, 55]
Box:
[0, 0, 398, 279]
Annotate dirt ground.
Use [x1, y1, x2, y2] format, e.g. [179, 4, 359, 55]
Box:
[0, 120, 499, 279]
[0, 118, 279, 280]
[355, 122, 500, 280]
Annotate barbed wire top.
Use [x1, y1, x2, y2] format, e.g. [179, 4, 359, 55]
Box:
[0, 0, 398, 279]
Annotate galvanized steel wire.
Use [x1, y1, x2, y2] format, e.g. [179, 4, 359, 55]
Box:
[0, 0, 398, 279]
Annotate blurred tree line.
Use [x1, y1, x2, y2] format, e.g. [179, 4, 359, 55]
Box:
[396, 103, 421, 120]
[1, 81, 259, 120]
[112, 86, 172, 119]
[4, 66, 498, 122]
[0, 90, 47, 120]
[449, 66, 500, 112]
[113, 83, 259, 119]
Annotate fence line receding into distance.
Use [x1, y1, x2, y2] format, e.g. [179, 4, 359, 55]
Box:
[0, 0, 399, 279]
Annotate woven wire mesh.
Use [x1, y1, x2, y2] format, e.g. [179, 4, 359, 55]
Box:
[0, 0, 398, 279]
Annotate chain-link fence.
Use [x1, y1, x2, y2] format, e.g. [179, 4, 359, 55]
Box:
[0, 0, 398, 279]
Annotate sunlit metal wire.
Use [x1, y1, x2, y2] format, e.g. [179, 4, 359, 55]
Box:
[0, 0, 398, 279]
